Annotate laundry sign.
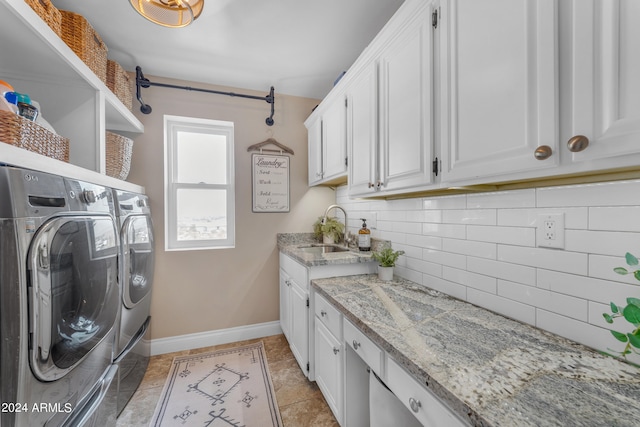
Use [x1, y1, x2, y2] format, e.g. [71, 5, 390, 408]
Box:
[252, 153, 289, 212]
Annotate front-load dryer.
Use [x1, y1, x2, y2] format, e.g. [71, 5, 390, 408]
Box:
[112, 189, 155, 416]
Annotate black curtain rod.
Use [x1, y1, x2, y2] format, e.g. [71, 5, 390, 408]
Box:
[135, 66, 276, 126]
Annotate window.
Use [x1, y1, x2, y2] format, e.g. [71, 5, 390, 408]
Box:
[164, 115, 235, 250]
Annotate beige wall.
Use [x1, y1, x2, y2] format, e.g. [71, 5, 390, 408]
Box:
[127, 75, 335, 339]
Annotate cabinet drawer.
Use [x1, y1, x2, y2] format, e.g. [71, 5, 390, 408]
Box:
[343, 318, 383, 375]
[314, 293, 342, 339]
[386, 356, 468, 427]
[279, 253, 308, 289]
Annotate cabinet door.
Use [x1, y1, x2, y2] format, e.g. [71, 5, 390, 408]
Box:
[440, 0, 559, 183]
[279, 268, 291, 339]
[322, 98, 348, 181]
[289, 281, 309, 377]
[563, 0, 640, 164]
[378, 2, 435, 193]
[314, 319, 343, 424]
[307, 117, 324, 185]
[348, 63, 379, 197]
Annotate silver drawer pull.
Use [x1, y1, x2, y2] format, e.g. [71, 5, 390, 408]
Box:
[409, 397, 422, 413]
[320, 309, 327, 317]
[352, 340, 361, 350]
[285, 279, 291, 286]
[333, 347, 340, 355]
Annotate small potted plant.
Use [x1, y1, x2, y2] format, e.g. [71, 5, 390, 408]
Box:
[313, 216, 344, 244]
[371, 247, 405, 281]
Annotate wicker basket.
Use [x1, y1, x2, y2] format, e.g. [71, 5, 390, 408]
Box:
[59, 10, 108, 83]
[106, 60, 133, 111]
[0, 110, 69, 162]
[106, 132, 133, 180]
[24, 0, 62, 37]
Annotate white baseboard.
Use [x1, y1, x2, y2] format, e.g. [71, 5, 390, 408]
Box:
[150, 321, 283, 356]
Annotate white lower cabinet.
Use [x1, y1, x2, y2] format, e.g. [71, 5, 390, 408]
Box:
[314, 318, 344, 423]
[279, 253, 375, 379]
[386, 356, 468, 427]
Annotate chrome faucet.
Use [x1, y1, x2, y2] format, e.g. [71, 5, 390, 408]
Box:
[322, 204, 349, 247]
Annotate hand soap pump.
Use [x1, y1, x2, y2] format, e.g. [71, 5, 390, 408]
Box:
[358, 218, 371, 251]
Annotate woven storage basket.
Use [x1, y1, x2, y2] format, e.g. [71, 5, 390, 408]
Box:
[106, 132, 133, 180]
[0, 110, 69, 162]
[107, 60, 133, 111]
[24, 0, 62, 37]
[59, 10, 108, 83]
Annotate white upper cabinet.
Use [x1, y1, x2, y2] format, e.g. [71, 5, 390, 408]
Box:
[306, 94, 348, 186]
[439, 0, 559, 184]
[561, 0, 640, 167]
[348, 0, 436, 197]
[347, 63, 378, 196]
[379, 2, 435, 193]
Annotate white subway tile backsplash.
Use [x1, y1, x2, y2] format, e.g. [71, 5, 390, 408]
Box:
[467, 225, 536, 246]
[467, 257, 537, 286]
[536, 179, 640, 207]
[589, 206, 640, 232]
[497, 280, 587, 321]
[497, 245, 588, 275]
[467, 189, 535, 209]
[442, 238, 497, 260]
[339, 177, 640, 362]
[443, 266, 497, 294]
[423, 194, 466, 210]
[443, 209, 497, 225]
[422, 223, 466, 239]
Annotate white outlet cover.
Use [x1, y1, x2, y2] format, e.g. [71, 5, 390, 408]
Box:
[536, 213, 565, 249]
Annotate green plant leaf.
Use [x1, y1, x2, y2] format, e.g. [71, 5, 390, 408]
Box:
[622, 304, 640, 325]
[603, 313, 614, 324]
[611, 330, 628, 342]
[626, 252, 639, 266]
[628, 333, 640, 349]
[610, 302, 619, 313]
[613, 267, 629, 275]
[627, 297, 640, 308]
[634, 270, 640, 282]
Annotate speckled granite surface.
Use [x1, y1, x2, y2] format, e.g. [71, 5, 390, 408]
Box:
[277, 233, 385, 267]
[311, 274, 640, 427]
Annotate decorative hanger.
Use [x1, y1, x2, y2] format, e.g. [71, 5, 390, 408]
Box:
[247, 137, 294, 155]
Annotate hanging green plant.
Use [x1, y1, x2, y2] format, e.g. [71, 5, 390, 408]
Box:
[602, 252, 640, 360]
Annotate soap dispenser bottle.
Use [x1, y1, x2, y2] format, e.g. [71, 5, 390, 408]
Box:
[358, 218, 371, 251]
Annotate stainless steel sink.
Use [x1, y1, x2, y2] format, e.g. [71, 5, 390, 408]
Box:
[298, 244, 351, 254]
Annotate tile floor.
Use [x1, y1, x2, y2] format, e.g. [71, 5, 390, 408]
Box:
[116, 334, 339, 426]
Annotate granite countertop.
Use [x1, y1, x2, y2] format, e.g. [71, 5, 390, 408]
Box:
[311, 274, 640, 427]
[277, 233, 380, 267]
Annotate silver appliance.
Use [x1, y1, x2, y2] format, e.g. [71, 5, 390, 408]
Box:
[112, 189, 154, 416]
[0, 166, 120, 427]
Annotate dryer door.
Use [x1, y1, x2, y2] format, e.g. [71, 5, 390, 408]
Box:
[28, 214, 119, 381]
[122, 214, 154, 308]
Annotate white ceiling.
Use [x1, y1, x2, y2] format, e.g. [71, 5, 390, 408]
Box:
[51, 0, 405, 100]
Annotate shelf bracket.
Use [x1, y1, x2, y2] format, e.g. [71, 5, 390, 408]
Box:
[135, 66, 276, 126]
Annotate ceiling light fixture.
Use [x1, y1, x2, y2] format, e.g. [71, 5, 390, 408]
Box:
[129, 0, 204, 28]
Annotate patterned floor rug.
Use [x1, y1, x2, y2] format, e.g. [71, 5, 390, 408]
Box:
[150, 342, 283, 426]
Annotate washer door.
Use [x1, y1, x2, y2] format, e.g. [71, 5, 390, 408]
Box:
[28, 215, 119, 381]
[121, 215, 154, 308]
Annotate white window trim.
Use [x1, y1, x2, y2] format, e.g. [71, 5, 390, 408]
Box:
[164, 115, 235, 251]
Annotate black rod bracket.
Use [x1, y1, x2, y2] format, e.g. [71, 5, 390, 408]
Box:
[135, 66, 275, 126]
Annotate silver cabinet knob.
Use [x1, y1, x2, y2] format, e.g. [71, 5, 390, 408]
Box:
[534, 145, 553, 160]
[409, 397, 422, 413]
[368, 182, 375, 188]
[285, 280, 291, 287]
[320, 309, 327, 317]
[567, 135, 589, 152]
[352, 340, 361, 350]
[333, 347, 340, 355]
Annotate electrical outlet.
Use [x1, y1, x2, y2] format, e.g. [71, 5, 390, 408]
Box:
[536, 213, 565, 249]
